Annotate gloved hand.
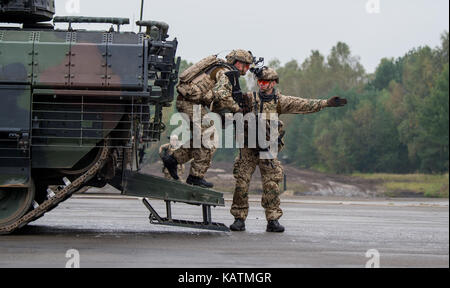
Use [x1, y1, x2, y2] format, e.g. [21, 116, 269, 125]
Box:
[327, 96, 348, 107]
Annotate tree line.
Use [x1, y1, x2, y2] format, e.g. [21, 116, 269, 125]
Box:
[275, 32, 448, 174]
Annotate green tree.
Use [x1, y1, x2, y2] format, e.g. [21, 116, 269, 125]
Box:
[370, 58, 403, 91]
[145, 34, 450, 175]
[435, 31, 449, 70]
[417, 64, 449, 172]
[298, 50, 332, 99]
[327, 42, 366, 91]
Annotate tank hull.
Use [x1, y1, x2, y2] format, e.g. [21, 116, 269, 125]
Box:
[0, 9, 229, 233]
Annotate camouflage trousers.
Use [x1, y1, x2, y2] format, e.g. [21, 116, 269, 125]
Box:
[231, 148, 284, 221]
[163, 164, 185, 181]
[172, 99, 217, 178]
[159, 143, 186, 180]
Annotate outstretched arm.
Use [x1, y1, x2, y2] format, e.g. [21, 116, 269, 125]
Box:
[277, 94, 347, 114]
[277, 94, 328, 115]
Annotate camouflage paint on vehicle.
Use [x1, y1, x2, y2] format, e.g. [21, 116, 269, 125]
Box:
[0, 15, 179, 181]
[0, 1, 230, 234]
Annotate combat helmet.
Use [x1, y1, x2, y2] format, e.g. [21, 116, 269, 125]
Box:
[256, 67, 279, 83]
[226, 49, 254, 65]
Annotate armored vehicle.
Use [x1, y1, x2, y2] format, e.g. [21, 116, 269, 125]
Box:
[0, 0, 228, 234]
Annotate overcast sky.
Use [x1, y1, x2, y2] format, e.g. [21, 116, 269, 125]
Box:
[54, 0, 449, 73]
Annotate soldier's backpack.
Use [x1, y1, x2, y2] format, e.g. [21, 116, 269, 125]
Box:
[177, 55, 230, 104]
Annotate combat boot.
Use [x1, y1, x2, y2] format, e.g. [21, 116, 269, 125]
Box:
[162, 155, 179, 180]
[230, 218, 246, 231]
[266, 220, 285, 233]
[186, 175, 214, 188]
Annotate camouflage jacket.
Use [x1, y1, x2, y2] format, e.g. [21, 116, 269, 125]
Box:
[246, 90, 328, 116]
[211, 68, 241, 113]
[241, 90, 328, 151]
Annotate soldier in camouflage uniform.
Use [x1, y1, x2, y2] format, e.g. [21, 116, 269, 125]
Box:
[162, 50, 253, 188]
[159, 135, 185, 180]
[230, 67, 347, 232]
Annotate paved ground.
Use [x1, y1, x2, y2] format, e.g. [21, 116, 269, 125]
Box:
[0, 195, 448, 268]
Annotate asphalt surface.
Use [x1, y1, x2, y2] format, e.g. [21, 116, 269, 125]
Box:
[0, 195, 448, 268]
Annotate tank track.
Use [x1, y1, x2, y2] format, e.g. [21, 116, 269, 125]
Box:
[0, 140, 110, 235]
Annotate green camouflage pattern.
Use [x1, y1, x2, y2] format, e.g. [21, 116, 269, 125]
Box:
[231, 148, 284, 221]
[226, 49, 253, 64]
[0, 3, 232, 234]
[172, 57, 245, 179]
[172, 100, 217, 178]
[245, 91, 327, 115]
[159, 143, 185, 180]
[0, 19, 179, 186]
[255, 67, 279, 83]
[276, 92, 328, 114]
[230, 89, 328, 221]
[212, 68, 241, 113]
[0, 29, 144, 88]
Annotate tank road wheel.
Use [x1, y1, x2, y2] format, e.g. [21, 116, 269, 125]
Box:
[0, 183, 35, 228]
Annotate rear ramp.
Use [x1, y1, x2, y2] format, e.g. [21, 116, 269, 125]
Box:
[122, 171, 229, 232]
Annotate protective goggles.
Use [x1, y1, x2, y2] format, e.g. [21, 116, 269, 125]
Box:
[257, 80, 272, 86]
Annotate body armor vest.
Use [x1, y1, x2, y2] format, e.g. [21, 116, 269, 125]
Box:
[251, 90, 285, 152]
